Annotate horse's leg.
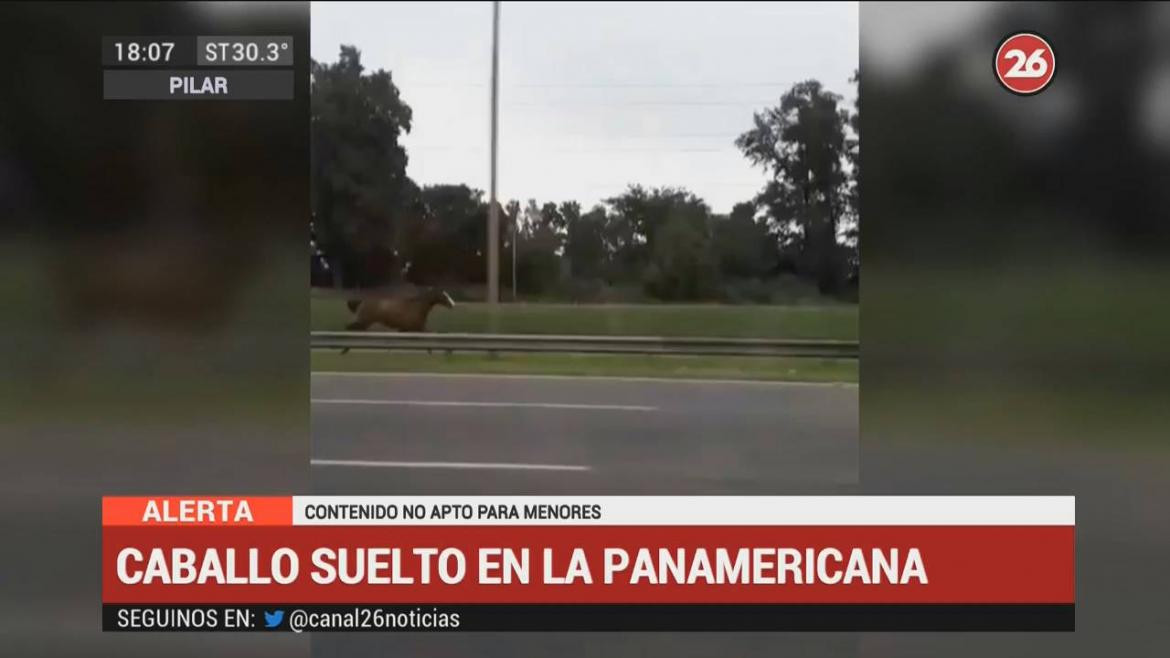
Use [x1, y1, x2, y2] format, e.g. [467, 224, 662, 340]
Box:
[414, 326, 433, 355]
[410, 323, 435, 355]
[341, 319, 372, 354]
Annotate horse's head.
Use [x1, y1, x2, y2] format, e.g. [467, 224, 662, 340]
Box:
[426, 288, 456, 309]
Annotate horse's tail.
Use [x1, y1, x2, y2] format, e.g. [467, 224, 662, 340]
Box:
[346, 299, 361, 314]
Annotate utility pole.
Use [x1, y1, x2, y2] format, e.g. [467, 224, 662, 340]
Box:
[512, 213, 518, 301]
[486, 0, 500, 304]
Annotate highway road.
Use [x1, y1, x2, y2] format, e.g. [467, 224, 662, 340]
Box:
[311, 372, 858, 494]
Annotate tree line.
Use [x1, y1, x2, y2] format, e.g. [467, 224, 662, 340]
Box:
[311, 46, 858, 301]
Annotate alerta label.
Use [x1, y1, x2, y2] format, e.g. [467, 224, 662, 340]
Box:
[141, 498, 253, 524]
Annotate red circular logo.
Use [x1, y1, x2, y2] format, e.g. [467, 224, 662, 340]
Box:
[995, 32, 1056, 95]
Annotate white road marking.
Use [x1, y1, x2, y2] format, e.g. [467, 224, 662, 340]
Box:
[311, 398, 656, 411]
[311, 370, 856, 388]
[311, 459, 591, 472]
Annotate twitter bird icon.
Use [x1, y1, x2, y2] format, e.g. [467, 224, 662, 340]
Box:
[264, 610, 285, 628]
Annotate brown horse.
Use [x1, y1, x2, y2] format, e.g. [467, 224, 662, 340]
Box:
[344, 288, 455, 332]
[340, 288, 455, 355]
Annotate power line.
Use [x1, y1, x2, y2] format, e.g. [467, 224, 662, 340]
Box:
[400, 81, 795, 89]
[411, 145, 736, 153]
[503, 100, 777, 108]
[408, 132, 744, 141]
[510, 82, 794, 88]
[580, 181, 761, 189]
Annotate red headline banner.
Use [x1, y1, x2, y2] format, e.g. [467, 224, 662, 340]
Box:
[101, 496, 1075, 607]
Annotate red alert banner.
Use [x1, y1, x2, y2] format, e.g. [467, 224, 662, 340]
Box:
[101, 496, 1075, 631]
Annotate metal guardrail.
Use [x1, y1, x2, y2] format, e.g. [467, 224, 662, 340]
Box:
[311, 331, 858, 359]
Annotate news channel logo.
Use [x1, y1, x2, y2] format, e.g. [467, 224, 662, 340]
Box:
[995, 31, 1056, 95]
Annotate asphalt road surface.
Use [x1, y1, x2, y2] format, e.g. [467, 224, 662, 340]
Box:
[311, 372, 858, 495]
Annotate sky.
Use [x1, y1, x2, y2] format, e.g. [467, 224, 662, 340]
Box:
[311, 1, 858, 214]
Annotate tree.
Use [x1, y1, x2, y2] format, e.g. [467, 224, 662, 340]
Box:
[311, 45, 417, 287]
[603, 185, 711, 277]
[736, 79, 850, 294]
[405, 184, 490, 284]
[509, 198, 564, 295]
[842, 70, 860, 284]
[712, 202, 778, 278]
[565, 204, 609, 279]
[515, 225, 562, 295]
[643, 215, 718, 301]
[558, 201, 581, 237]
[503, 199, 521, 290]
[537, 202, 568, 237]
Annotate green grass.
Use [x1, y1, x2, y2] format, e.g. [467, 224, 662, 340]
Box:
[312, 350, 857, 383]
[311, 298, 857, 340]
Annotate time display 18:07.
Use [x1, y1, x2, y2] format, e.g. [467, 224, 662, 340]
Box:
[110, 40, 176, 64]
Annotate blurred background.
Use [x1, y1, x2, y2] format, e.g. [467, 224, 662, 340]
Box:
[861, 1, 1169, 657]
[0, 2, 309, 657]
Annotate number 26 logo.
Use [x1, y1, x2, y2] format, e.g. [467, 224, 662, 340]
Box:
[995, 32, 1056, 95]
